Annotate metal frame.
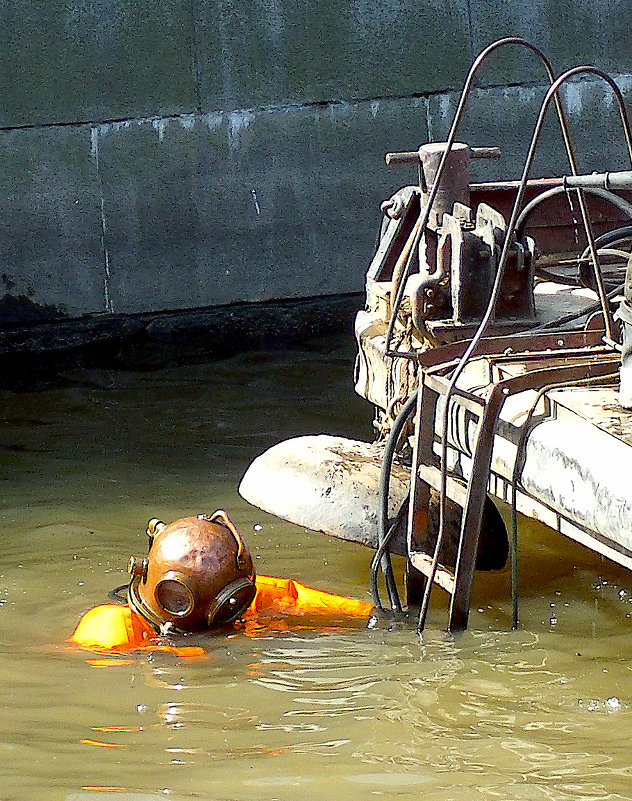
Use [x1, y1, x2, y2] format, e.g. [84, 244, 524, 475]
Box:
[408, 330, 620, 631]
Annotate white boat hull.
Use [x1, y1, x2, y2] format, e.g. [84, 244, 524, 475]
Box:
[239, 435, 410, 552]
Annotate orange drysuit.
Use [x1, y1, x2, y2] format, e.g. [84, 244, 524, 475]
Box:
[69, 575, 374, 656]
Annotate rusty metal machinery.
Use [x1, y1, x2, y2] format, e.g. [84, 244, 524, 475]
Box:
[355, 140, 537, 437]
[355, 148, 632, 439]
[361, 37, 632, 630]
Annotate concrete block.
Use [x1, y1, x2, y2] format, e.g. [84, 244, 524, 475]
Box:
[427, 85, 558, 183]
[95, 97, 429, 314]
[196, 0, 470, 110]
[469, 1, 632, 87]
[0, 126, 106, 324]
[0, 0, 196, 127]
[426, 78, 632, 186]
[554, 76, 632, 174]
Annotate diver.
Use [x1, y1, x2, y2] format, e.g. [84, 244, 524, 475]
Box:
[69, 510, 374, 653]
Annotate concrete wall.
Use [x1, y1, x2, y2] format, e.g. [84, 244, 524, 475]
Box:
[2, 0, 632, 325]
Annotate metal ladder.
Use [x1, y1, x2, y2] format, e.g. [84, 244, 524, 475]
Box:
[407, 329, 619, 632]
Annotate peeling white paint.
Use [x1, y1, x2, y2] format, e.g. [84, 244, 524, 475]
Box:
[602, 82, 616, 110]
[428, 92, 453, 140]
[228, 110, 255, 147]
[152, 117, 168, 142]
[561, 81, 584, 117]
[251, 188, 261, 216]
[92, 112, 210, 144]
[149, 111, 201, 140]
[89, 126, 99, 161]
[92, 118, 137, 143]
[615, 72, 632, 95]
[203, 112, 223, 133]
[107, 119, 134, 134]
[508, 84, 541, 108]
[370, 100, 380, 119]
[600, 72, 632, 110]
[437, 93, 451, 120]
[178, 113, 196, 131]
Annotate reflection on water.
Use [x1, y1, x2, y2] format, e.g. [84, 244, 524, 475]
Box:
[2, 338, 632, 800]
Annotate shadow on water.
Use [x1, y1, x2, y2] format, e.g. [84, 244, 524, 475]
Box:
[2, 334, 632, 800]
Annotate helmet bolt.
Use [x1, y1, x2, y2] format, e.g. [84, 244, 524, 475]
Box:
[128, 556, 148, 577]
[146, 518, 165, 539]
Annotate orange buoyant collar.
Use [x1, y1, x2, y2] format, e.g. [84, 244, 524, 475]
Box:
[69, 577, 373, 656]
[246, 576, 374, 619]
[68, 604, 205, 658]
[70, 604, 155, 650]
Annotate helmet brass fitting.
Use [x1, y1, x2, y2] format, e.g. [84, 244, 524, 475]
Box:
[128, 511, 256, 632]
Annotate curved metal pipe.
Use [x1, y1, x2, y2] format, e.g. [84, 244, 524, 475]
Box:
[386, 37, 575, 359]
[458, 65, 632, 356]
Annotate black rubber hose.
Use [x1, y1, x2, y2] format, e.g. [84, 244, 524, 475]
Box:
[516, 187, 632, 287]
[370, 499, 409, 612]
[515, 186, 632, 244]
[537, 225, 632, 287]
[589, 225, 632, 249]
[579, 225, 632, 269]
[108, 583, 129, 603]
[524, 281, 624, 333]
[371, 390, 419, 612]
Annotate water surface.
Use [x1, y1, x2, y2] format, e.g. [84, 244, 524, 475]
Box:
[1, 339, 631, 800]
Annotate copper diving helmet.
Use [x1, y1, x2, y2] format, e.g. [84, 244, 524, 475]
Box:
[127, 511, 257, 632]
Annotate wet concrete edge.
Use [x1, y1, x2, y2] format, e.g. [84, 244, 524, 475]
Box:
[0, 292, 363, 374]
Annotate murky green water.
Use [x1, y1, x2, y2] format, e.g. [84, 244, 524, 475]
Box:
[2, 338, 632, 801]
